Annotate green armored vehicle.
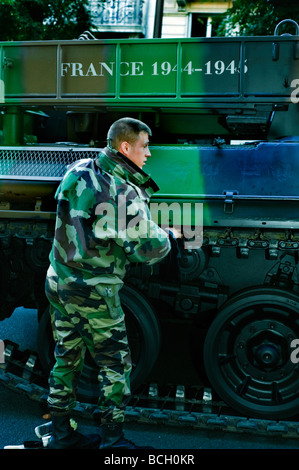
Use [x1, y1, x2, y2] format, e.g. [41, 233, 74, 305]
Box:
[1, 19, 299, 422]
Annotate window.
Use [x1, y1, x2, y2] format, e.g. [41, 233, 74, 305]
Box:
[190, 14, 217, 37]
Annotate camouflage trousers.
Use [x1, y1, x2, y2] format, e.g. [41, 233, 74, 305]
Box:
[45, 269, 132, 423]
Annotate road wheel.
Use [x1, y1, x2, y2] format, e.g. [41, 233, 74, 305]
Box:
[37, 284, 161, 402]
[203, 287, 299, 419]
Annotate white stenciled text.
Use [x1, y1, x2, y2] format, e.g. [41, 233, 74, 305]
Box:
[60, 59, 247, 78]
[61, 61, 144, 77]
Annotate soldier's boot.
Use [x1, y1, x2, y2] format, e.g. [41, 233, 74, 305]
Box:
[48, 411, 101, 449]
[99, 422, 153, 449]
[35, 421, 53, 439]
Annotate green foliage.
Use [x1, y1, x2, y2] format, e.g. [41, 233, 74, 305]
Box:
[0, 0, 93, 41]
[215, 0, 299, 36]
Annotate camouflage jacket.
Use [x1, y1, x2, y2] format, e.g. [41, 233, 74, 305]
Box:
[48, 146, 171, 288]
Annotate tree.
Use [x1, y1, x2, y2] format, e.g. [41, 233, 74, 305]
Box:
[215, 0, 299, 36]
[42, 0, 93, 40]
[0, 0, 93, 41]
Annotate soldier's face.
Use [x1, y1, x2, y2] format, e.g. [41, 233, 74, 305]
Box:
[121, 131, 151, 169]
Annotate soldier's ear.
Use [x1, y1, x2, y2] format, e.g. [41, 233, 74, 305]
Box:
[119, 141, 131, 156]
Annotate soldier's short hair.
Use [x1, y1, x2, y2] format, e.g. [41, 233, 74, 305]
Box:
[107, 117, 152, 151]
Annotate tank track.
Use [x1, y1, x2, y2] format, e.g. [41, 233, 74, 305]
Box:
[1, 340, 299, 440]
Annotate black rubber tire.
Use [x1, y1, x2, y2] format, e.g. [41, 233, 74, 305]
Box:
[203, 286, 299, 419]
[37, 284, 161, 402]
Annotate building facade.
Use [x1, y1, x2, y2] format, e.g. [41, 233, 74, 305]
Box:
[161, 0, 232, 38]
[88, 0, 232, 38]
[88, 0, 155, 37]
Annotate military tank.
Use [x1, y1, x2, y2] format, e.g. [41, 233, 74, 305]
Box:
[1, 19, 299, 422]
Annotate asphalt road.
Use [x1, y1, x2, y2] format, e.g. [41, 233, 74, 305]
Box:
[0, 307, 299, 455]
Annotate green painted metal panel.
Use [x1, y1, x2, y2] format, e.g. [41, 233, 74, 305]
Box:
[0, 36, 298, 106]
[244, 41, 299, 96]
[148, 145, 204, 196]
[147, 142, 299, 197]
[119, 42, 177, 96]
[180, 42, 241, 96]
[3, 45, 57, 97]
[146, 143, 299, 228]
[60, 43, 116, 97]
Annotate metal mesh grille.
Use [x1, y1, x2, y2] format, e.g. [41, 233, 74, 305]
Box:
[0, 147, 101, 179]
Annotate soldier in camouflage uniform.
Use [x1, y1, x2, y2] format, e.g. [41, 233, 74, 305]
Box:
[45, 117, 172, 449]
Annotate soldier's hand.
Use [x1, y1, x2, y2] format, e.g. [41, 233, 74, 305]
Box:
[164, 227, 183, 239]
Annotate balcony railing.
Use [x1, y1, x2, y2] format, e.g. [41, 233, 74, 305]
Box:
[89, 0, 145, 33]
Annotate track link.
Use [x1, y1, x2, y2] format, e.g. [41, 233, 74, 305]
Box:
[1, 341, 299, 440]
